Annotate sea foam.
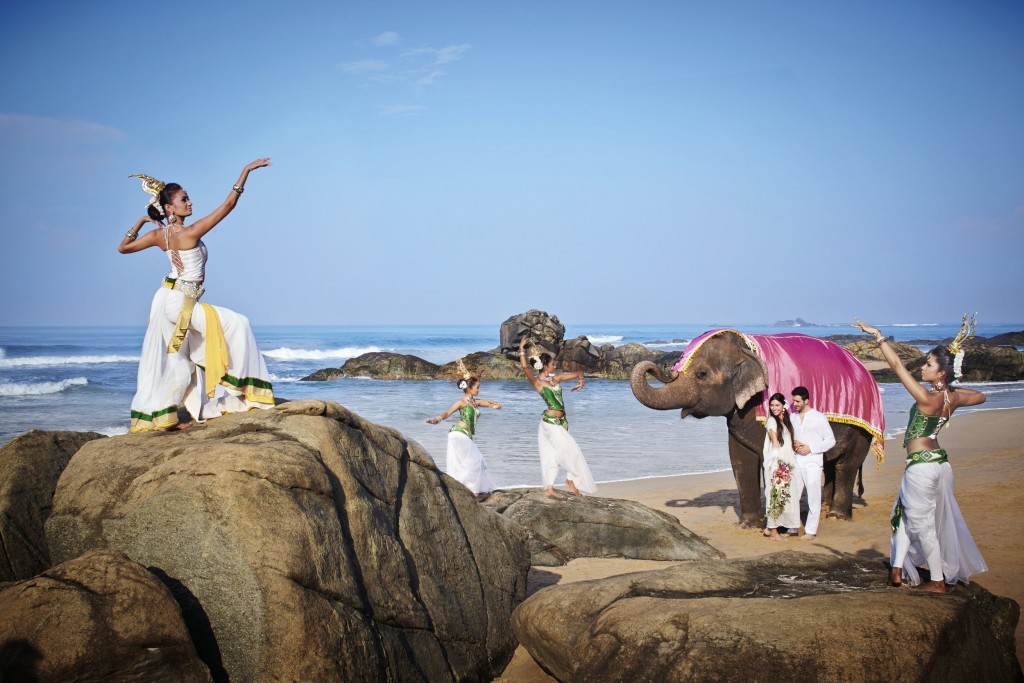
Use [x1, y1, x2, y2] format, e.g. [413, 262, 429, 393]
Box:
[261, 346, 384, 361]
[0, 355, 138, 368]
[586, 334, 624, 345]
[0, 377, 88, 396]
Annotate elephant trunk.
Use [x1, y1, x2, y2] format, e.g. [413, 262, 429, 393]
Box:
[630, 361, 686, 411]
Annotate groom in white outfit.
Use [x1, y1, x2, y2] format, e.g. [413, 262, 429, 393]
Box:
[790, 386, 836, 541]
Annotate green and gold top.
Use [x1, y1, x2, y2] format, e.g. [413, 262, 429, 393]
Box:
[451, 402, 479, 439]
[540, 385, 564, 412]
[903, 403, 948, 448]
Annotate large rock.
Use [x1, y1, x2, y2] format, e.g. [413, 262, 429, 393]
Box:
[301, 351, 440, 380]
[0, 429, 105, 581]
[868, 344, 1024, 383]
[45, 400, 530, 682]
[436, 351, 522, 381]
[986, 330, 1024, 347]
[483, 490, 723, 567]
[513, 551, 1022, 682]
[598, 342, 678, 380]
[556, 336, 602, 374]
[499, 310, 565, 360]
[0, 549, 210, 682]
[844, 339, 924, 364]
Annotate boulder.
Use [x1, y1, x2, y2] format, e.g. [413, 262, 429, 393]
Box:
[0, 549, 210, 682]
[844, 339, 923, 364]
[0, 429, 105, 581]
[986, 330, 1024, 347]
[869, 344, 1024, 383]
[436, 351, 522, 381]
[512, 551, 1022, 682]
[301, 351, 439, 380]
[598, 343, 678, 380]
[499, 310, 565, 360]
[483, 490, 723, 567]
[45, 400, 530, 682]
[556, 336, 602, 374]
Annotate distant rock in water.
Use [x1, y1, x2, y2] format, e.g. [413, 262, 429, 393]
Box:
[301, 351, 439, 380]
[772, 317, 822, 327]
[498, 309, 565, 360]
[436, 350, 521, 380]
[844, 339, 924, 365]
[45, 400, 530, 682]
[987, 330, 1024, 347]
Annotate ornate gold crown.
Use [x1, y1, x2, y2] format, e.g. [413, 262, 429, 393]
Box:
[129, 174, 165, 208]
[456, 358, 471, 380]
[947, 312, 977, 357]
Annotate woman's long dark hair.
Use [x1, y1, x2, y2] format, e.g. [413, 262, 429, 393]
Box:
[146, 182, 182, 222]
[768, 392, 793, 445]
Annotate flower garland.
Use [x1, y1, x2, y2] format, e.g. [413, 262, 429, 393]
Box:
[766, 460, 793, 522]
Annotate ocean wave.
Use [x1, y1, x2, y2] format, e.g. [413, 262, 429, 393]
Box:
[0, 347, 5, 359]
[586, 334, 624, 345]
[0, 377, 88, 396]
[98, 425, 129, 437]
[262, 346, 384, 361]
[0, 354, 139, 368]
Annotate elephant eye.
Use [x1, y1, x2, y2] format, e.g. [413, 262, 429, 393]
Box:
[694, 369, 708, 381]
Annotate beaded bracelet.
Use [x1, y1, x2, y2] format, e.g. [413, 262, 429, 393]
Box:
[125, 230, 138, 241]
[232, 185, 244, 196]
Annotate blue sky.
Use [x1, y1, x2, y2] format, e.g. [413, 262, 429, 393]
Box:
[1, 1, 1022, 327]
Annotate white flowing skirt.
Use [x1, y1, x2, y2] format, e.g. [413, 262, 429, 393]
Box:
[129, 286, 274, 431]
[538, 421, 597, 494]
[891, 461, 987, 585]
[764, 451, 801, 529]
[445, 431, 495, 495]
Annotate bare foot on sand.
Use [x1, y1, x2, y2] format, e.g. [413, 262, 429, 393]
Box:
[544, 487, 565, 500]
[800, 533, 816, 542]
[888, 567, 903, 587]
[565, 479, 581, 496]
[769, 530, 785, 542]
[912, 580, 947, 594]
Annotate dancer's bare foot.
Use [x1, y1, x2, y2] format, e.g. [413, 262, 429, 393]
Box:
[769, 529, 784, 541]
[888, 567, 903, 587]
[544, 487, 565, 500]
[912, 580, 947, 594]
[171, 422, 192, 430]
[565, 479, 580, 496]
[763, 529, 772, 537]
[800, 533, 816, 542]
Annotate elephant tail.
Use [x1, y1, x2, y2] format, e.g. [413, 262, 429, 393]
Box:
[857, 464, 865, 498]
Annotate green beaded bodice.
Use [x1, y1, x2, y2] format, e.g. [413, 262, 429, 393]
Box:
[540, 385, 564, 412]
[450, 402, 478, 438]
[903, 403, 948, 448]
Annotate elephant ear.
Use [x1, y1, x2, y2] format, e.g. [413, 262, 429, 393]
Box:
[732, 348, 769, 410]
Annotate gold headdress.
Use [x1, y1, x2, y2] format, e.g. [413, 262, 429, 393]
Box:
[455, 358, 472, 390]
[947, 312, 977, 381]
[129, 173, 166, 215]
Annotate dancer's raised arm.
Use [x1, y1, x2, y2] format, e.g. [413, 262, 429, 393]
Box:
[187, 158, 271, 239]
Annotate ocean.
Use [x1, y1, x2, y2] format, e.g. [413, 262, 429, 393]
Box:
[2, 322, 1023, 488]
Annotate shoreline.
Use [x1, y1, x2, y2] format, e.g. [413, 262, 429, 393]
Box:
[498, 406, 1024, 681]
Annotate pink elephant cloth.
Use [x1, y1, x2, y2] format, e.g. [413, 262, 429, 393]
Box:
[672, 330, 886, 464]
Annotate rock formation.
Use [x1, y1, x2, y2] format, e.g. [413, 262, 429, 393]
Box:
[483, 490, 723, 567]
[0, 429, 105, 582]
[45, 401, 530, 682]
[512, 551, 1022, 682]
[499, 309, 565, 359]
[0, 549, 211, 682]
[301, 351, 439, 380]
[844, 339, 924, 365]
[436, 351, 521, 381]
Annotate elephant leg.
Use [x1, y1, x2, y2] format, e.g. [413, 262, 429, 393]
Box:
[822, 458, 837, 513]
[727, 434, 763, 528]
[826, 449, 869, 520]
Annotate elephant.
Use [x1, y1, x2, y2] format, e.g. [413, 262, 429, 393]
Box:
[631, 331, 876, 528]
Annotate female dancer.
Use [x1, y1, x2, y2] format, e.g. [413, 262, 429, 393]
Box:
[426, 376, 501, 497]
[518, 337, 597, 499]
[763, 392, 800, 541]
[119, 159, 275, 431]
[854, 316, 987, 591]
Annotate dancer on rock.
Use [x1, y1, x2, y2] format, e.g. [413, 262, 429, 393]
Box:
[854, 315, 987, 591]
[120, 160, 275, 431]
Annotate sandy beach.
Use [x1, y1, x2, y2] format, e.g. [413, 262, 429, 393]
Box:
[498, 406, 1024, 681]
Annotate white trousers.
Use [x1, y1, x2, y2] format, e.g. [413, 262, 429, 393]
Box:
[537, 421, 597, 494]
[790, 464, 822, 535]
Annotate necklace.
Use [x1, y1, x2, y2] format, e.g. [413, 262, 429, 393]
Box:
[545, 373, 557, 385]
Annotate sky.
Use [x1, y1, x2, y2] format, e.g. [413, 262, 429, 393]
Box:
[1, 0, 1022, 327]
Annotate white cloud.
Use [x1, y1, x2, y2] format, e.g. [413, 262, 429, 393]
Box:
[0, 113, 125, 144]
[373, 31, 402, 46]
[379, 104, 427, 118]
[403, 44, 471, 66]
[415, 70, 446, 88]
[339, 59, 390, 75]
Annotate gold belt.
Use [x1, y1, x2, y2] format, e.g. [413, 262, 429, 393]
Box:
[162, 277, 205, 353]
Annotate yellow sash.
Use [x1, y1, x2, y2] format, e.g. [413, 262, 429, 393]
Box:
[202, 303, 229, 398]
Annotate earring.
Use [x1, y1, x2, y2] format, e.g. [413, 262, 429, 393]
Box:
[168, 211, 176, 224]
[934, 379, 945, 391]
